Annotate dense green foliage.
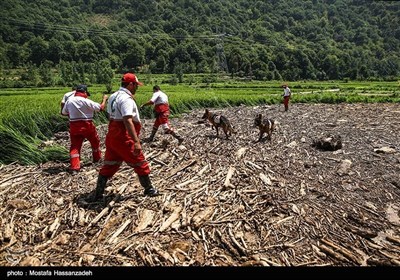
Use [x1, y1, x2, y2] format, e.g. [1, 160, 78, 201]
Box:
[0, 0, 399, 87]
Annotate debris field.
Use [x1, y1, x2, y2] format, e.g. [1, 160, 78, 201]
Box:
[1, 103, 399, 266]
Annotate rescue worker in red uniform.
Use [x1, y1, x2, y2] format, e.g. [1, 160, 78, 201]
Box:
[87, 73, 158, 202]
[282, 84, 292, 112]
[140, 85, 184, 145]
[61, 85, 108, 174]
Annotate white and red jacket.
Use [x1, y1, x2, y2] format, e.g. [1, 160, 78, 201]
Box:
[283, 87, 291, 97]
[150, 89, 169, 113]
[107, 87, 141, 123]
[62, 93, 104, 121]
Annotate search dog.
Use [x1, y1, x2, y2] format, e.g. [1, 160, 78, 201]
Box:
[254, 114, 275, 142]
[202, 109, 236, 139]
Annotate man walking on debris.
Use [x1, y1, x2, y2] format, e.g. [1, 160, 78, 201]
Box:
[140, 85, 184, 145]
[86, 73, 159, 203]
[282, 84, 292, 111]
[61, 84, 108, 174]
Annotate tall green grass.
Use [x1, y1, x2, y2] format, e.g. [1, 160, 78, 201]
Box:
[0, 123, 69, 164]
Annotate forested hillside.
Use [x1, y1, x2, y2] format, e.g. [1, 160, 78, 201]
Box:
[0, 0, 399, 87]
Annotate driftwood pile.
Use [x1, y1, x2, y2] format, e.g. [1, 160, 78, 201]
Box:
[0, 103, 400, 267]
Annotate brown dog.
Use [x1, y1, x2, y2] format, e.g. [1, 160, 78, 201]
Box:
[254, 114, 275, 142]
[202, 109, 236, 139]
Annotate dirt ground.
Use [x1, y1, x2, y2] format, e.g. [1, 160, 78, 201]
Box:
[0, 103, 399, 267]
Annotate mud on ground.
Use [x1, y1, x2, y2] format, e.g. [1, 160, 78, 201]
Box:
[0, 103, 399, 266]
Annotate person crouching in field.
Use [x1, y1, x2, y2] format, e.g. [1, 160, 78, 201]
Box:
[61, 84, 108, 174]
[282, 84, 292, 112]
[140, 85, 184, 145]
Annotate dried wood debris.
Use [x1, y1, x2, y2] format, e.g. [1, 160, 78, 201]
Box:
[0, 103, 400, 266]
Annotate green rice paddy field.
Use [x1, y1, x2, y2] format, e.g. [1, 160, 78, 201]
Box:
[0, 77, 399, 164]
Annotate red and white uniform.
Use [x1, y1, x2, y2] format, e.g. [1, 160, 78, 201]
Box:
[62, 92, 103, 171]
[150, 89, 172, 133]
[99, 87, 150, 177]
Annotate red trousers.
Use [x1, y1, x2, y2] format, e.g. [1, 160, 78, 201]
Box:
[100, 120, 150, 177]
[154, 111, 170, 128]
[154, 104, 171, 131]
[69, 121, 101, 171]
[283, 96, 290, 110]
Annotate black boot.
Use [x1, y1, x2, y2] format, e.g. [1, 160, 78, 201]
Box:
[138, 175, 159, 197]
[170, 131, 184, 145]
[145, 127, 158, 142]
[86, 174, 108, 202]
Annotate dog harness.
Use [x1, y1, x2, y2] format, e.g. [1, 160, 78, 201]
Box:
[212, 114, 221, 124]
[267, 119, 272, 129]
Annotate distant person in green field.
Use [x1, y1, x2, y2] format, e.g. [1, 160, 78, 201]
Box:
[282, 84, 292, 111]
[61, 84, 108, 174]
[140, 85, 184, 145]
[60, 86, 76, 114]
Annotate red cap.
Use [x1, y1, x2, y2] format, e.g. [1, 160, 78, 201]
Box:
[122, 73, 143, 86]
